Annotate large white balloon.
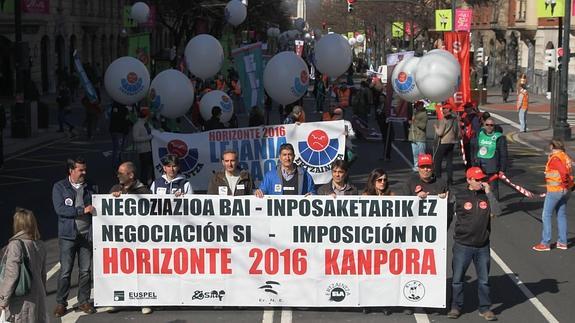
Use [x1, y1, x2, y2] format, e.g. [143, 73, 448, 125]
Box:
[149, 70, 195, 119]
[225, 0, 247, 26]
[263, 51, 309, 105]
[415, 50, 461, 102]
[314, 33, 352, 77]
[356, 34, 365, 43]
[130, 2, 150, 24]
[391, 57, 424, 102]
[199, 90, 234, 123]
[185, 34, 224, 80]
[348, 38, 357, 46]
[104, 56, 150, 105]
[294, 18, 305, 31]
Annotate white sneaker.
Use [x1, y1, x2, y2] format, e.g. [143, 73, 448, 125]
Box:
[141, 307, 153, 314]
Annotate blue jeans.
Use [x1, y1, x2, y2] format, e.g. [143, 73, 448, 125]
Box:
[57, 236, 93, 306]
[518, 108, 527, 132]
[541, 191, 570, 245]
[451, 242, 491, 313]
[411, 141, 426, 169]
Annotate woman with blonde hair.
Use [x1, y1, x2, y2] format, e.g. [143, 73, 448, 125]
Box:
[0, 208, 47, 322]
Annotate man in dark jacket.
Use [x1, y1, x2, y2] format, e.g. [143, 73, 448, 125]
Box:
[448, 167, 501, 321]
[110, 162, 152, 196]
[470, 117, 508, 201]
[207, 150, 255, 196]
[51, 157, 97, 317]
[318, 159, 358, 195]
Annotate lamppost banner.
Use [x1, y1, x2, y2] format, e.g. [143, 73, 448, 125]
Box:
[444, 32, 471, 110]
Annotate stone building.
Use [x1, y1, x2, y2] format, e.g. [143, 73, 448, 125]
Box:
[0, 0, 171, 97]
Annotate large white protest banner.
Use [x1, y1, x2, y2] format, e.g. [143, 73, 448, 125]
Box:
[93, 195, 447, 308]
[151, 121, 347, 191]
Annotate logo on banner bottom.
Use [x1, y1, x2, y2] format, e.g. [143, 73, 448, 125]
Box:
[325, 282, 351, 302]
[403, 280, 425, 302]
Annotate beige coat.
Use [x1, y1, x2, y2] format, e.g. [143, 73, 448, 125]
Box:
[434, 115, 460, 144]
[0, 231, 47, 323]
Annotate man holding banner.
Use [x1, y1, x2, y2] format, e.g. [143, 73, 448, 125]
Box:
[208, 150, 255, 196]
[255, 143, 316, 196]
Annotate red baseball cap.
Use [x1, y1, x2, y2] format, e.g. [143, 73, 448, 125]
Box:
[418, 154, 433, 167]
[466, 167, 487, 180]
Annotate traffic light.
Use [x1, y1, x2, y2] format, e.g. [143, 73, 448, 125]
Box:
[475, 47, 484, 63]
[347, 0, 355, 13]
[545, 49, 557, 68]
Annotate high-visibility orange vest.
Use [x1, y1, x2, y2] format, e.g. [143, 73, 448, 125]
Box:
[517, 90, 528, 110]
[545, 150, 574, 192]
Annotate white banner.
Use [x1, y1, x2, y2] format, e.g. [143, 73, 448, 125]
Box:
[151, 121, 347, 191]
[93, 195, 447, 307]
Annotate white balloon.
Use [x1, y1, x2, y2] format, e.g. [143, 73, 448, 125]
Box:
[104, 56, 150, 105]
[149, 70, 195, 119]
[225, 0, 247, 26]
[391, 57, 424, 102]
[199, 90, 234, 123]
[314, 33, 352, 77]
[348, 38, 357, 46]
[130, 2, 150, 23]
[415, 51, 461, 102]
[185, 34, 224, 80]
[263, 51, 309, 105]
[294, 18, 305, 31]
[356, 34, 365, 43]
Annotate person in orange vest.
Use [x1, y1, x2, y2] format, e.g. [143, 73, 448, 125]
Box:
[516, 84, 528, 132]
[532, 139, 574, 251]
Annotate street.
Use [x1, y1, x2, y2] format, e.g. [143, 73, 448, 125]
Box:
[0, 94, 573, 323]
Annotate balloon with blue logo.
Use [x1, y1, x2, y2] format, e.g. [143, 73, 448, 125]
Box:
[415, 49, 461, 102]
[391, 57, 424, 102]
[104, 56, 150, 105]
[225, 0, 247, 26]
[199, 90, 234, 123]
[149, 69, 195, 119]
[263, 51, 309, 105]
[314, 33, 352, 77]
[130, 2, 150, 24]
[185, 34, 224, 80]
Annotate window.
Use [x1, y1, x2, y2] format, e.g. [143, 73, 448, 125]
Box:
[517, 0, 527, 22]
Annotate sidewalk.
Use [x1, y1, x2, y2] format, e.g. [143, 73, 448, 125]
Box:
[480, 86, 575, 153]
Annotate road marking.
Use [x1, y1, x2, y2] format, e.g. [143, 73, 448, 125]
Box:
[490, 249, 560, 323]
[280, 309, 292, 323]
[46, 262, 60, 280]
[489, 112, 545, 152]
[414, 312, 431, 323]
[262, 309, 274, 323]
[486, 111, 522, 129]
[5, 137, 68, 161]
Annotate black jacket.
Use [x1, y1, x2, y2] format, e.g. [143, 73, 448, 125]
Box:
[317, 180, 359, 195]
[454, 189, 501, 247]
[207, 170, 255, 196]
[402, 174, 449, 196]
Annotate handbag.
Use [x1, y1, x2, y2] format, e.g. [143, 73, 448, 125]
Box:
[0, 240, 33, 297]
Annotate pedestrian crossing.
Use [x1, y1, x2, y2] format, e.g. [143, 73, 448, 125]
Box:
[540, 113, 575, 126]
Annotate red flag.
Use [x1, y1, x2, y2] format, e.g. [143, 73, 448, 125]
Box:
[444, 32, 471, 111]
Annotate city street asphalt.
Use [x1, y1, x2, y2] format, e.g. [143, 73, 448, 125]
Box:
[0, 87, 573, 323]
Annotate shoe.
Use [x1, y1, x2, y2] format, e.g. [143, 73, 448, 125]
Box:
[447, 308, 460, 319]
[532, 243, 550, 251]
[556, 242, 568, 250]
[54, 304, 67, 318]
[479, 310, 497, 321]
[141, 307, 153, 314]
[78, 303, 96, 314]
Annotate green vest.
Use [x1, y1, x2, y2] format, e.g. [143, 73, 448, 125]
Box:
[477, 131, 502, 159]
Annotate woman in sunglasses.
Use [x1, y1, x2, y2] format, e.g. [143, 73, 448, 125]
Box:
[362, 168, 394, 196]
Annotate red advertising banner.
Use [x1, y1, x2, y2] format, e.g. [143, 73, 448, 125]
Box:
[444, 32, 470, 111]
[22, 0, 49, 14]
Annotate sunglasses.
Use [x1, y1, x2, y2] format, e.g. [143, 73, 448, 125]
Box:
[376, 177, 387, 183]
[484, 124, 495, 127]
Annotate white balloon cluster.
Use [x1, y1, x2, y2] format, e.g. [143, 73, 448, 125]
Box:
[184, 34, 224, 80]
[314, 33, 352, 77]
[225, 0, 247, 26]
[130, 2, 150, 24]
[104, 57, 150, 105]
[263, 51, 309, 105]
[348, 38, 357, 46]
[391, 49, 461, 102]
[150, 70, 195, 119]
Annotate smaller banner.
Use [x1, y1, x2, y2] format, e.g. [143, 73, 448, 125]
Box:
[151, 121, 347, 190]
[435, 9, 452, 31]
[386, 51, 415, 66]
[128, 33, 151, 68]
[444, 32, 471, 111]
[232, 43, 265, 111]
[392, 22, 404, 38]
[123, 6, 137, 28]
[73, 50, 99, 104]
[454, 9, 472, 32]
[22, 0, 49, 14]
[537, 0, 565, 18]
